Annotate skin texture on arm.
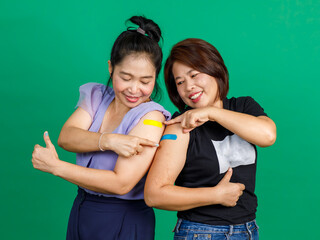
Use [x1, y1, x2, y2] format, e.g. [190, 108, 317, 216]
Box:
[32, 110, 165, 195]
[58, 107, 99, 152]
[58, 107, 158, 156]
[165, 106, 277, 147]
[144, 123, 245, 211]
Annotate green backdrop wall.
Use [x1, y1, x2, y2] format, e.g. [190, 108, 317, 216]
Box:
[1, 0, 319, 239]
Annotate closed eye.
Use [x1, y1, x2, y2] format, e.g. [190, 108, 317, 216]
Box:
[191, 73, 199, 78]
[176, 80, 184, 85]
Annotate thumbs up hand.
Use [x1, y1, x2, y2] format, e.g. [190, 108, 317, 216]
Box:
[32, 131, 60, 175]
[215, 168, 245, 207]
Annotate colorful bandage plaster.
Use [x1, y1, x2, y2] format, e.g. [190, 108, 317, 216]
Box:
[143, 119, 163, 128]
[160, 134, 177, 141]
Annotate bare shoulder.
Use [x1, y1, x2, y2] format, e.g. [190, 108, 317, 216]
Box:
[129, 110, 166, 142]
[141, 110, 166, 122]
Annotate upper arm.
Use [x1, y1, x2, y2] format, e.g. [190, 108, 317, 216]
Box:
[112, 111, 167, 192]
[60, 107, 93, 131]
[257, 115, 275, 124]
[58, 107, 93, 146]
[145, 123, 190, 190]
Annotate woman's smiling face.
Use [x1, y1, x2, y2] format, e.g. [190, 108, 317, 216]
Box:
[109, 53, 156, 110]
[172, 61, 221, 109]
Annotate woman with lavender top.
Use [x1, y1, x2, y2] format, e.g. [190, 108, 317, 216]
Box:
[31, 16, 170, 240]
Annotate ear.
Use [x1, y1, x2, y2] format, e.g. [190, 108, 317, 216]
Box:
[108, 60, 113, 76]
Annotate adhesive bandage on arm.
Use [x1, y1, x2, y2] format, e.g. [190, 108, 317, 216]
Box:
[143, 119, 163, 128]
[160, 134, 177, 141]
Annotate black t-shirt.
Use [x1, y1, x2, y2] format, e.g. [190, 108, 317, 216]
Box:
[174, 97, 267, 225]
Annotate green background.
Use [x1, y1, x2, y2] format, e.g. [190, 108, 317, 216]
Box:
[1, 0, 319, 239]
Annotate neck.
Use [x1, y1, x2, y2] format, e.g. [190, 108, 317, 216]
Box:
[110, 98, 131, 116]
[209, 98, 223, 109]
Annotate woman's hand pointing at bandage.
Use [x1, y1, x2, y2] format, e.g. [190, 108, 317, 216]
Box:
[164, 107, 212, 133]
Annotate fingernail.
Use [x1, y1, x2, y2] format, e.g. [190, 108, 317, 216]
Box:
[155, 144, 159, 147]
[45, 131, 48, 136]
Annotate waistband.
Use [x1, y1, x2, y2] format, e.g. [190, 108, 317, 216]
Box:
[174, 218, 259, 234]
[76, 188, 148, 207]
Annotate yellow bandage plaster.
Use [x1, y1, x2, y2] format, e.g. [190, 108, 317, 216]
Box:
[143, 119, 163, 128]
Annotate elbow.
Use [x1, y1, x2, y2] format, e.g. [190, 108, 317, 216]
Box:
[259, 127, 277, 147]
[110, 182, 133, 196]
[57, 135, 66, 148]
[116, 186, 131, 196]
[58, 136, 70, 150]
[57, 129, 67, 148]
[58, 130, 72, 150]
[144, 187, 162, 208]
[144, 192, 154, 207]
[267, 131, 277, 146]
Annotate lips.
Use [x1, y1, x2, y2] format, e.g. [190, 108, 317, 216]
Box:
[189, 91, 203, 103]
[125, 95, 140, 103]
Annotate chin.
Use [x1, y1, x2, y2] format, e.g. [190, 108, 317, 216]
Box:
[193, 102, 209, 109]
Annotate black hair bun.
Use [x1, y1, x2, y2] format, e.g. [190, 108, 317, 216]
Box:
[128, 16, 162, 43]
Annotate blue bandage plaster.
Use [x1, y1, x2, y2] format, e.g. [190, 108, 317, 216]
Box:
[160, 134, 177, 141]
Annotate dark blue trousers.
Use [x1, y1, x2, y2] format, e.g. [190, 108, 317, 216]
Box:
[66, 188, 155, 240]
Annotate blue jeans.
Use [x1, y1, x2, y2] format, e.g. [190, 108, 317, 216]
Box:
[173, 219, 259, 240]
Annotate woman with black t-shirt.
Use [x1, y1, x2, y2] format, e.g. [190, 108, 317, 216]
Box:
[145, 38, 276, 240]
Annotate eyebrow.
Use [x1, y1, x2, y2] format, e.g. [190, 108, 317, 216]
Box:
[174, 69, 195, 81]
[119, 71, 154, 79]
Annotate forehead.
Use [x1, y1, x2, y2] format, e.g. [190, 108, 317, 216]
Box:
[172, 62, 194, 76]
[115, 53, 156, 75]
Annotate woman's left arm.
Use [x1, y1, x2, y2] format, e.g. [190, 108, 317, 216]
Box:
[208, 107, 276, 147]
[32, 111, 165, 195]
[166, 107, 276, 147]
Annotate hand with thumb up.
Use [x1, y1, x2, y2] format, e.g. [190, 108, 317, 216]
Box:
[32, 131, 61, 175]
[215, 168, 245, 207]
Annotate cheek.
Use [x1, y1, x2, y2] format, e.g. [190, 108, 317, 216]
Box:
[176, 86, 185, 98]
[112, 77, 125, 91]
[210, 81, 219, 96]
[140, 83, 154, 96]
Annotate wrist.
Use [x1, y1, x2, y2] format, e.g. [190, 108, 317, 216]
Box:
[52, 159, 63, 177]
[207, 106, 216, 121]
[99, 132, 109, 151]
[210, 186, 222, 205]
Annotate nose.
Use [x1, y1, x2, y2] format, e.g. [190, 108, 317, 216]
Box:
[128, 82, 138, 94]
[185, 78, 195, 91]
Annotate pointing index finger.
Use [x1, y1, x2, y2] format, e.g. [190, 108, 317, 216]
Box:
[139, 138, 159, 147]
[164, 115, 182, 125]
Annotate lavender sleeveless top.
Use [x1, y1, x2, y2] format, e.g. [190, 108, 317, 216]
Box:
[75, 83, 171, 200]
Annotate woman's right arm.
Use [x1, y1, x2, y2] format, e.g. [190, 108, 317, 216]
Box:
[58, 107, 158, 156]
[58, 107, 100, 152]
[144, 123, 245, 211]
